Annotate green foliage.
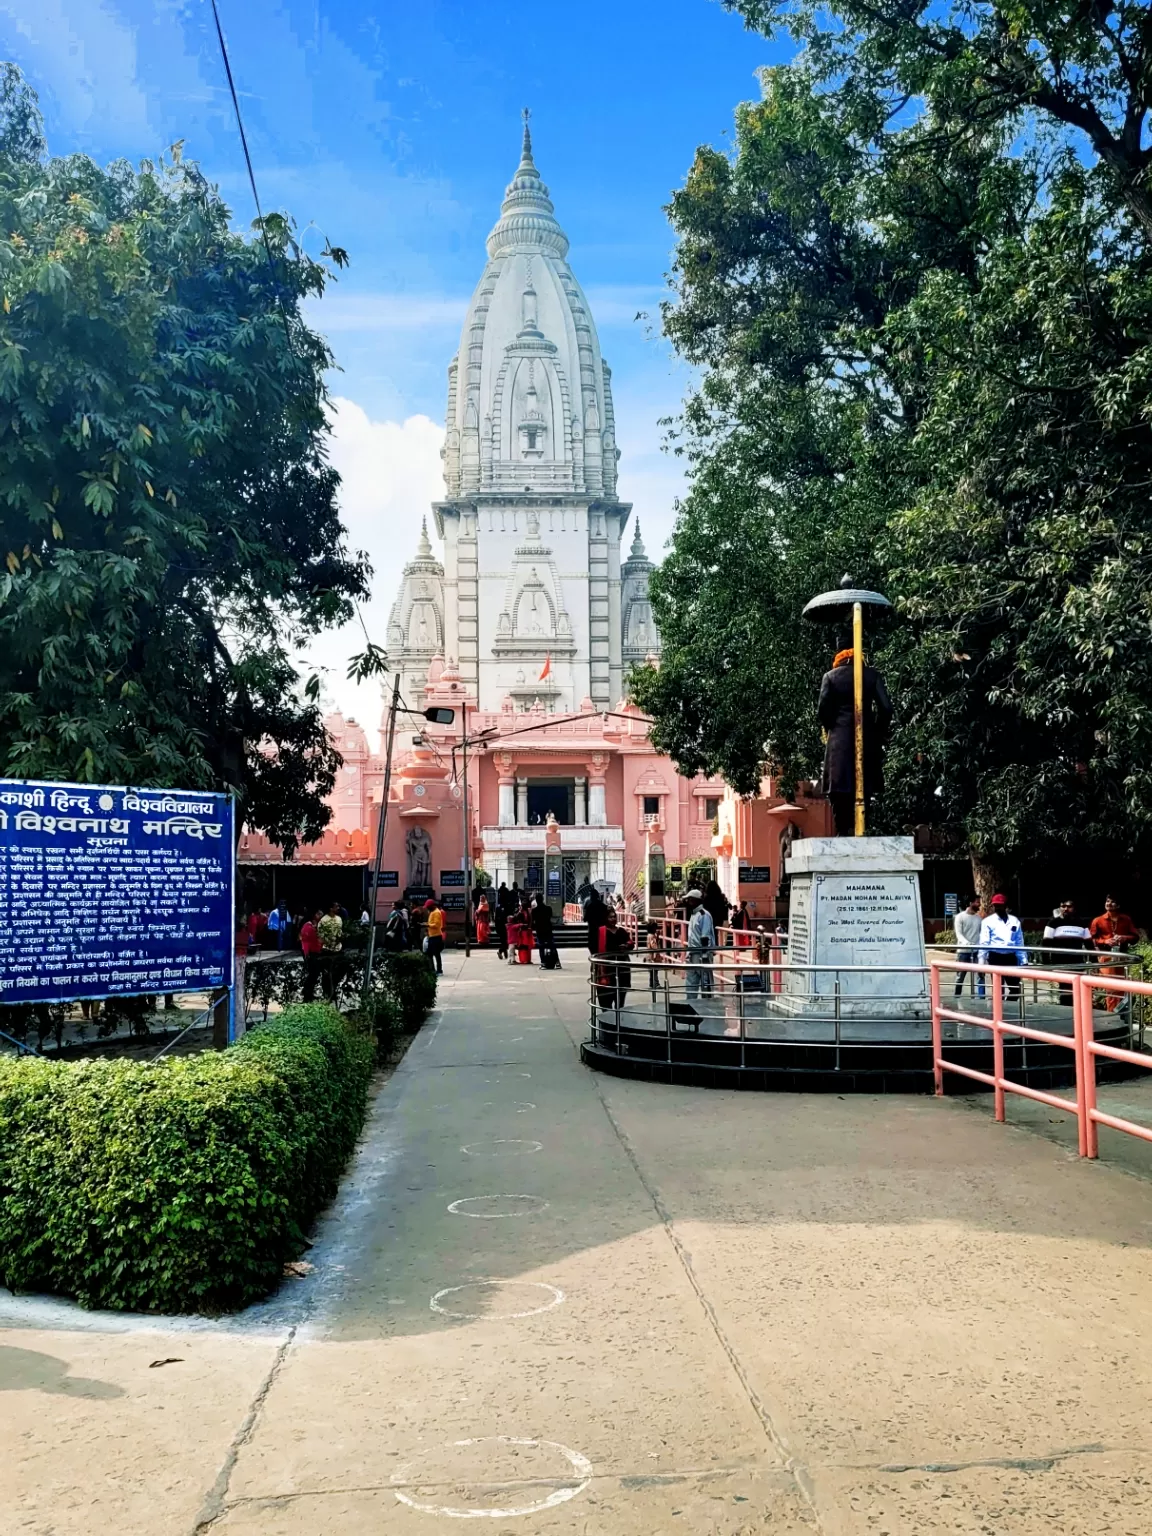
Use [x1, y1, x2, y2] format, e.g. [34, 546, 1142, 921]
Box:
[726, 0, 1152, 238]
[384, 950, 438, 1024]
[0, 69, 367, 850]
[245, 933, 427, 1051]
[355, 985, 402, 1063]
[0, 1003, 374, 1313]
[638, 8, 1152, 882]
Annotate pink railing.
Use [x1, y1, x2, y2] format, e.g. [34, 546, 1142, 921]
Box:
[1078, 973, 1152, 1158]
[930, 959, 1152, 1161]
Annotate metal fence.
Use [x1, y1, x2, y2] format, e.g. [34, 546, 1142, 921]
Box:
[587, 946, 1144, 1062]
[930, 959, 1152, 1160]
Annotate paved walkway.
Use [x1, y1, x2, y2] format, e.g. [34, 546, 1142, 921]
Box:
[4, 950, 1152, 1533]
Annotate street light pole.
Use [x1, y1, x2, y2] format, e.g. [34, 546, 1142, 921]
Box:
[363, 671, 401, 996]
[852, 599, 865, 837]
[461, 698, 472, 957]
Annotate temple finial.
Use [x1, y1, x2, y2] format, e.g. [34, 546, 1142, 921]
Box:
[520, 106, 534, 166]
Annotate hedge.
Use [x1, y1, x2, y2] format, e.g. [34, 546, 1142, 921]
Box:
[0, 1004, 374, 1314]
[384, 950, 438, 1023]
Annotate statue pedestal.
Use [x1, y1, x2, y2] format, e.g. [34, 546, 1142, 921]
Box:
[781, 837, 928, 1018]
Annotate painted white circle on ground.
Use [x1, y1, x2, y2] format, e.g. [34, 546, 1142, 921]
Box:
[391, 1436, 591, 1518]
[430, 1280, 565, 1320]
[461, 1139, 543, 1157]
[447, 1194, 548, 1219]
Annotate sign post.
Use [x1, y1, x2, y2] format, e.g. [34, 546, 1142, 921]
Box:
[0, 779, 234, 1010]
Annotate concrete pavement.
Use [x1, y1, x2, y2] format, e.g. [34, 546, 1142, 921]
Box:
[3, 948, 1152, 1534]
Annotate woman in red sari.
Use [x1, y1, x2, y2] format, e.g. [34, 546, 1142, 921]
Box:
[475, 893, 491, 946]
[514, 900, 534, 965]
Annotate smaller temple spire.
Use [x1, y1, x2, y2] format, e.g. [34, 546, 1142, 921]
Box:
[417, 516, 432, 559]
[630, 519, 646, 560]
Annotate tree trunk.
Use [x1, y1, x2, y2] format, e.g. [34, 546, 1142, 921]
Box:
[969, 850, 1005, 912]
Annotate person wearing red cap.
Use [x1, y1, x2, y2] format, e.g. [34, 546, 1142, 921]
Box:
[979, 893, 1027, 1000]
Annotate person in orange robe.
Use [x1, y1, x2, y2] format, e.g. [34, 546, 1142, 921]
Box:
[1089, 895, 1140, 1012]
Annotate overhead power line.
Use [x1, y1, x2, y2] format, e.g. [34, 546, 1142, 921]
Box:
[209, 0, 293, 352]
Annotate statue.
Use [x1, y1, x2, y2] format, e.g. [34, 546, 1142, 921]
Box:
[406, 825, 432, 889]
[803, 577, 894, 837]
[818, 646, 893, 837]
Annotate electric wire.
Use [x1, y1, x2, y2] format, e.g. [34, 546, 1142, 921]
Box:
[209, 0, 294, 354]
[209, 2, 396, 701]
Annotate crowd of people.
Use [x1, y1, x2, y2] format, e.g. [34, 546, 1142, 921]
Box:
[583, 879, 758, 1012]
[951, 891, 1142, 1008]
[471, 883, 561, 969]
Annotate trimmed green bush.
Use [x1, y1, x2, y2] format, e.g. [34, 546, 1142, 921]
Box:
[356, 986, 402, 1063]
[0, 1003, 374, 1314]
[384, 951, 438, 1023]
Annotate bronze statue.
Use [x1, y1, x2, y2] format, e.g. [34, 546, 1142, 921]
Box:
[818, 646, 892, 837]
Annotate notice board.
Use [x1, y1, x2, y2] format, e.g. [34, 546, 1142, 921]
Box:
[0, 780, 234, 1006]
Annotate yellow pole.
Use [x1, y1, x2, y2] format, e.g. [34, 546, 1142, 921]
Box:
[853, 601, 865, 837]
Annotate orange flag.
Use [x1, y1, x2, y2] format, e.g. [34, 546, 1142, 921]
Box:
[538, 655, 551, 681]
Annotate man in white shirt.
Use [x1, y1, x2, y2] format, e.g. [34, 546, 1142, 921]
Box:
[979, 893, 1027, 1000]
[685, 893, 716, 1000]
[952, 897, 984, 998]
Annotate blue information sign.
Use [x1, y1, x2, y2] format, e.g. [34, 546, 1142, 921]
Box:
[0, 779, 234, 1006]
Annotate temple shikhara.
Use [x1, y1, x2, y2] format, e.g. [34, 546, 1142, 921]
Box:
[241, 122, 830, 915]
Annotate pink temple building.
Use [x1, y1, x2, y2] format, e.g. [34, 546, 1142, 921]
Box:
[322, 659, 728, 918]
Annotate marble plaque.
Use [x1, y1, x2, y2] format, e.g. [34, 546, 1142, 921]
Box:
[782, 837, 928, 1016]
[811, 873, 926, 996]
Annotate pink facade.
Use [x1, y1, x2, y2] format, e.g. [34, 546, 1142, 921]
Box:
[295, 663, 835, 927]
[322, 659, 723, 921]
[713, 780, 834, 921]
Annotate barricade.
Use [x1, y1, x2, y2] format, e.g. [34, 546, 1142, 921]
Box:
[1076, 972, 1152, 1158]
[931, 959, 1152, 1161]
[930, 960, 1089, 1155]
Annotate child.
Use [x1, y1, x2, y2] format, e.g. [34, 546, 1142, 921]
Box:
[645, 921, 662, 990]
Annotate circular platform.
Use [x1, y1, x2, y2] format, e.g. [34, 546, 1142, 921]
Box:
[581, 994, 1148, 1094]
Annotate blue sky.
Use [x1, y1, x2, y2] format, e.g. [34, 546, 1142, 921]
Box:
[1, 0, 785, 729]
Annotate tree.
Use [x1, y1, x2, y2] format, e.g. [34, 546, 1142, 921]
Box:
[727, 0, 1152, 238]
[882, 165, 1152, 895]
[633, 67, 1029, 792]
[0, 71, 367, 851]
[637, 33, 1152, 896]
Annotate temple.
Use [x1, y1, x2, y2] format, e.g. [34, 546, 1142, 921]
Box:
[239, 122, 830, 918]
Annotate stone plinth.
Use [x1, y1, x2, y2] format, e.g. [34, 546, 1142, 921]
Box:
[782, 837, 928, 1018]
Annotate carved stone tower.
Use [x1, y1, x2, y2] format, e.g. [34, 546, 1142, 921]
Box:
[433, 117, 632, 711]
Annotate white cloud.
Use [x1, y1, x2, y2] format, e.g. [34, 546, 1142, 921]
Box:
[304, 398, 445, 746]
